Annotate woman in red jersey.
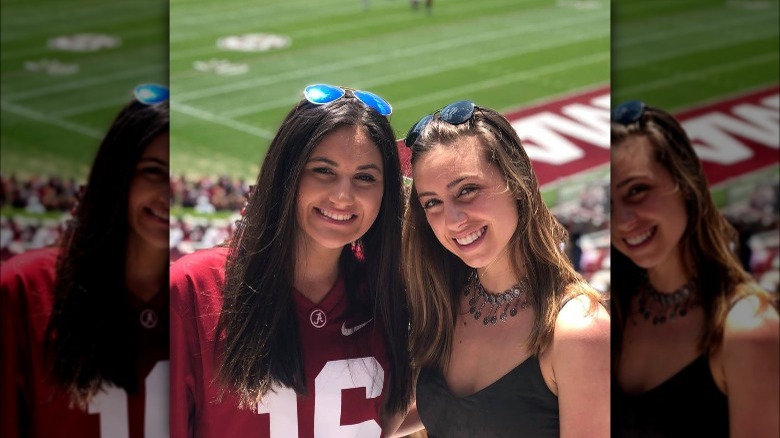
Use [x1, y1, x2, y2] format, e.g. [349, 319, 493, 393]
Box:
[169, 84, 413, 438]
[1, 84, 170, 438]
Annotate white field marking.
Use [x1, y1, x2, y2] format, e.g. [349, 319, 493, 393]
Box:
[174, 13, 604, 101]
[684, 93, 780, 164]
[611, 0, 704, 14]
[615, 26, 777, 70]
[614, 10, 776, 49]
[171, 101, 275, 139]
[665, 83, 780, 114]
[620, 52, 779, 96]
[171, 0, 523, 32]
[171, 5, 602, 65]
[170, 0, 358, 28]
[393, 52, 609, 111]
[170, 0, 525, 50]
[170, 9, 595, 66]
[50, 97, 132, 118]
[3, 64, 165, 102]
[175, 12, 606, 102]
[1, 27, 165, 62]
[222, 26, 608, 118]
[1, 100, 102, 139]
[2, 11, 163, 44]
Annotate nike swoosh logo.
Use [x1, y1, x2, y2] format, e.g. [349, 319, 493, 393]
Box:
[341, 319, 373, 336]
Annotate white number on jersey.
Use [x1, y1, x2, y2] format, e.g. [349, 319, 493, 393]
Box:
[257, 357, 384, 438]
[88, 361, 169, 438]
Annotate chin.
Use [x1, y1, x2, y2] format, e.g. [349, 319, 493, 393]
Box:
[139, 232, 170, 251]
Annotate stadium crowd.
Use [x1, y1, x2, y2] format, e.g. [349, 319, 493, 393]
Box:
[1, 172, 777, 294]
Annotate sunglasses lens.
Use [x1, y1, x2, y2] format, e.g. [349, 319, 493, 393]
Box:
[440, 100, 476, 125]
[612, 100, 646, 125]
[134, 83, 169, 105]
[304, 84, 345, 105]
[404, 114, 433, 148]
[353, 90, 392, 116]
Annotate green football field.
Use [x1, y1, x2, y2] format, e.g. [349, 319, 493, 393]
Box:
[612, 0, 779, 109]
[170, 0, 610, 180]
[612, 0, 779, 204]
[0, 0, 168, 179]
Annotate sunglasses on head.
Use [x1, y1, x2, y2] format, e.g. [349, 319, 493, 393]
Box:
[304, 83, 392, 116]
[134, 83, 169, 105]
[611, 100, 646, 125]
[404, 100, 477, 148]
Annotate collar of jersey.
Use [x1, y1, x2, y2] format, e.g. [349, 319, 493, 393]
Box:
[293, 274, 346, 322]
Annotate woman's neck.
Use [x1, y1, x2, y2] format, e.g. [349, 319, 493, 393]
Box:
[294, 241, 342, 305]
[646, 247, 689, 293]
[124, 235, 167, 302]
[476, 251, 524, 293]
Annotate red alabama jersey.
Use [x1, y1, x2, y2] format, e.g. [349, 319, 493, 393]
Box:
[170, 246, 390, 438]
[0, 247, 169, 438]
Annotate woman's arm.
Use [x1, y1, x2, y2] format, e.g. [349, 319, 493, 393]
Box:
[552, 295, 611, 438]
[722, 295, 779, 438]
[384, 401, 424, 438]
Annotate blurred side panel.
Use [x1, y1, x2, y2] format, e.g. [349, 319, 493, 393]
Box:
[1, 0, 168, 259]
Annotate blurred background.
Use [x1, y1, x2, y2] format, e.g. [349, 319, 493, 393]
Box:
[167, 0, 612, 298]
[613, 0, 779, 295]
[0, 0, 168, 259]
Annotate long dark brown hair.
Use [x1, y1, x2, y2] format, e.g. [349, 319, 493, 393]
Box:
[45, 98, 169, 407]
[216, 97, 413, 415]
[402, 105, 601, 371]
[610, 104, 774, 369]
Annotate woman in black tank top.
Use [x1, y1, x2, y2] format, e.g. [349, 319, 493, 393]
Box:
[610, 101, 779, 437]
[394, 101, 610, 438]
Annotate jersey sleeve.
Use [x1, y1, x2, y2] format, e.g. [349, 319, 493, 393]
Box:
[0, 249, 57, 438]
[170, 247, 228, 438]
[170, 257, 198, 438]
[1, 259, 25, 438]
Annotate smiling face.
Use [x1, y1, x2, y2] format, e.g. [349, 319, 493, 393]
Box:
[127, 133, 170, 251]
[412, 136, 519, 271]
[295, 125, 384, 253]
[611, 135, 688, 272]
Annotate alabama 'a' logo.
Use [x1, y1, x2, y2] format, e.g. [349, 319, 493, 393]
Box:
[310, 309, 326, 328]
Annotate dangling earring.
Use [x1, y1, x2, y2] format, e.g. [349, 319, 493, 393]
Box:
[351, 239, 365, 261]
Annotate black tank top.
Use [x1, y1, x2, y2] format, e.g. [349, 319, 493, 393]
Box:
[416, 356, 559, 438]
[612, 355, 729, 437]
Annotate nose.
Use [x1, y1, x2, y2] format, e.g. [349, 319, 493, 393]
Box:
[329, 177, 355, 206]
[612, 200, 637, 232]
[444, 202, 467, 230]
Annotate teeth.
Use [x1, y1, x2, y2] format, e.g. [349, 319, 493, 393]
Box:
[150, 208, 169, 221]
[455, 227, 485, 245]
[319, 208, 353, 221]
[625, 228, 653, 246]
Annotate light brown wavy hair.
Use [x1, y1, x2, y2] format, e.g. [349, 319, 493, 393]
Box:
[402, 105, 602, 371]
[610, 103, 776, 369]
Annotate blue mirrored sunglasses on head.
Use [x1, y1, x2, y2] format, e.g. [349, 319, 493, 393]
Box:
[612, 100, 646, 125]
[304, 84, 392, 116]
[134, 83, 169, 105]
[404, 100, 477, 148]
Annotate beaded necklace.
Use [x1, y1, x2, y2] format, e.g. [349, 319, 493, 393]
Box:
[464, 270, 530, 326]
[636, 273, 699, 325]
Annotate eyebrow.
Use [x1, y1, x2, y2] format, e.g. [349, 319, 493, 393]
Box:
[308, 156, 382, 172]
[418, 176, 468, 198]
[616, 176, 641, 189]
[138, 157, 168, 166]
